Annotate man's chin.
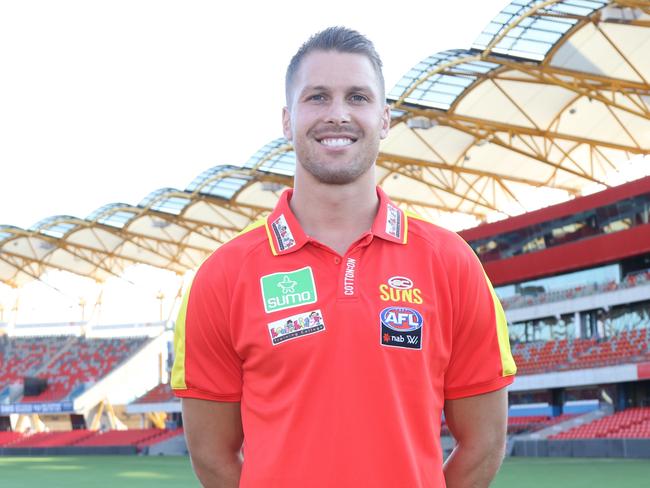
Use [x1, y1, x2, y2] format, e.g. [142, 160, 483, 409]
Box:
[313, 173, 359, 185]
[303, 165, 372, 185]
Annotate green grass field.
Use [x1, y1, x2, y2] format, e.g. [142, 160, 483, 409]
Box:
[0, 455, 649, 487]
[493, 457, 650, 488]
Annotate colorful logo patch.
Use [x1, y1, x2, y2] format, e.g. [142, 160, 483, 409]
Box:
[388, 276, 412, 289]
[271, 214, 295, 251]
[380, 306, 423, 350]
[260, 267, 317, 313]
[268, 309, 325, 345]
[385, 204, 402, 239]
[379, 276, 423, 304]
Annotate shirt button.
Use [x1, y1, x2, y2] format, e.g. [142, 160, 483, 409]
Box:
[334, 257, 341, 264]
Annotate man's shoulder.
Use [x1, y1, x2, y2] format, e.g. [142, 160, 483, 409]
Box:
[199, 218, 270, 273]
[406, 212, 471, 256]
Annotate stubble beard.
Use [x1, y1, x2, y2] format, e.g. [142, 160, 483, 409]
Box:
[295, 138, 380, 185]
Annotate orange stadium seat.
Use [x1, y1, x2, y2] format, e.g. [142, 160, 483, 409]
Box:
[550, 407, 650, 439]
[0, 336, 149, 403]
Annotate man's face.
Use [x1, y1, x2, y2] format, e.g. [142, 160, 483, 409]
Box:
[283, 50, 390, 185]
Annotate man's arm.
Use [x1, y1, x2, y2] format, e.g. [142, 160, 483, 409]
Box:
[443, 388, 508, 488]
[182, 398, 244, 488]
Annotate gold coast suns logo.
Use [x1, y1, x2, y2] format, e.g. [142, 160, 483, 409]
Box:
[379, 276, 423, 304]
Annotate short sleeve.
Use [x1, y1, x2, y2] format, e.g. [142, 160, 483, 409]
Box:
[171, 253, 242, 401]
[443, 236, 516, 400]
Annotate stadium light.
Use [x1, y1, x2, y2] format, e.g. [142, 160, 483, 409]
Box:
[406, 116, 438, 130]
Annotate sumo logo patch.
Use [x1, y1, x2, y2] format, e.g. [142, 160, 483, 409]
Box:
[260, 267, 317, 313]
[268, 309, 325, 345]
[380, 306, 423, 350]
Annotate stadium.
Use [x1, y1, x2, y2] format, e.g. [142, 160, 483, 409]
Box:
[2, 0, 650, 486]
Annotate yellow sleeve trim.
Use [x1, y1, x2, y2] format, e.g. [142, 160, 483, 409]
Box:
[405, 210, 431, 224]
[485, 273, 517, 377]
[237, 218, 266, 237]
[171, 279, 194, 390]
[263, 216, 278, 256]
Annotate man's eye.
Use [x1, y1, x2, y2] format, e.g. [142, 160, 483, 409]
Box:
[350, 94, 368, 103]
[309, 94, 326, 101]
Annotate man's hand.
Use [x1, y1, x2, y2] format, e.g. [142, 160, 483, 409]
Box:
[443, 388, 508, 488]
[182, 398, 244, 488]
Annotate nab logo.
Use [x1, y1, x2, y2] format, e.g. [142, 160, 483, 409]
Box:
[380, 307, 423, 332]
[380, 306, 423, 350]
[379, 276, 423, 304]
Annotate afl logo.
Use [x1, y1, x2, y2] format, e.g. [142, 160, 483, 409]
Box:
[380, 306, 423, 332]
[388, 276, 413, 290]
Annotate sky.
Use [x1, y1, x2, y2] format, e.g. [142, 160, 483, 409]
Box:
[0, 0, 511, 230]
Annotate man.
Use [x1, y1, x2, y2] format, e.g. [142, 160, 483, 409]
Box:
[172, 27, 516, 487]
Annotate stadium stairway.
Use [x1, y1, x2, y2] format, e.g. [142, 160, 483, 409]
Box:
[30, 335, 78, 379]
[144, 429, 188, 456]
[515, 406, 613, 440]
[72, 332, 170, 421]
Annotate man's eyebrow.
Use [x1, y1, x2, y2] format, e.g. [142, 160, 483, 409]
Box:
[300, 85, 375, 93]
[301, 85, 330, 93]
[348, 85, 373, 93]
[298, 85, 377, 100]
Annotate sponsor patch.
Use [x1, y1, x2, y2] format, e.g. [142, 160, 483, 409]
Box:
[261, 267, 317, 313]
[379, 276, 423, 304]
[271, 214, 295, 251]
[342, 257, 357, 296]
[380, 306, 423, 350]
[388, 276, 412, 289]
[385, 204, 402, 239]
[268, 309, 325, 345]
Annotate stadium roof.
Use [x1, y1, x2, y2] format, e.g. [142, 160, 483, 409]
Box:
[2, 0, 650, 287]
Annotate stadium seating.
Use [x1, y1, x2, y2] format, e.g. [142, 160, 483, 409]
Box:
[135, 428, 184, 449]
[134, 382, 175, 404]
[0, 336, 71, 385]
[501, 269, 650, 311]
[550, 407, 650, 439]
[505, 414, 575, 434]
[73, 428, 171, 447]
[0, 431, 23, 447]
[0, 335, 149, 402]
[511, 329, 649, 375]
[31, 336, 148, 401]
[7, 429, 95, 448]
[441, 414, 575, 436]
[0, 428, 184, 450]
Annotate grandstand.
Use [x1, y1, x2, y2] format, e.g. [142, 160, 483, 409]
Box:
[1, 0, 650, 461]
[459, 175, 650, 458]
[2, 335, 149, 403]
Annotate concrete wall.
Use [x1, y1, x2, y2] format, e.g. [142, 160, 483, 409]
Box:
[0, 446, 137, 456]
[513, 439, 650, 459]
[146, 432, 188, 456]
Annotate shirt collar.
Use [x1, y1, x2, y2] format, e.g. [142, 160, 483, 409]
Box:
[371, 186, 408, 245]
[264, 186, 407, 256]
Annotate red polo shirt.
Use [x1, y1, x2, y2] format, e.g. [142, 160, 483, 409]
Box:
[172, 187, 516, 488]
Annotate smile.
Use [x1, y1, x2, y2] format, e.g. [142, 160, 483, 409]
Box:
[318, 137, 356, 147]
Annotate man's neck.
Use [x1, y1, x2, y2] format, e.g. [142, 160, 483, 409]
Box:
[290, 173, 379, 256]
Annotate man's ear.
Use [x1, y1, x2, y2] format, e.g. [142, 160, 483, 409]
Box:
[379, 104, 391, 140]
[282, 106, 292, 141]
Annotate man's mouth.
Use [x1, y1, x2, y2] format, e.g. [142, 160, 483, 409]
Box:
[317, 137, 356, 147]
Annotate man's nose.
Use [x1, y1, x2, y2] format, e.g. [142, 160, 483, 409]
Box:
[324, 98, 351, 124]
